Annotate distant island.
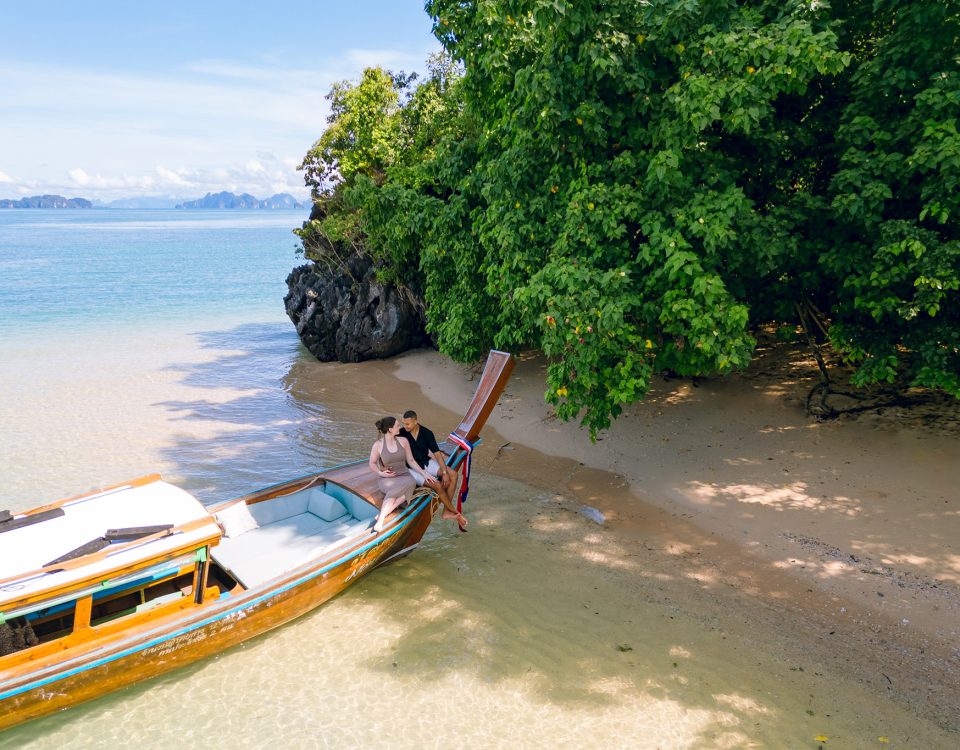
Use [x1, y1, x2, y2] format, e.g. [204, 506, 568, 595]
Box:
[175, 192, 306, 209]
[1, 191, 307, 210]
[0, 195, 92, 209]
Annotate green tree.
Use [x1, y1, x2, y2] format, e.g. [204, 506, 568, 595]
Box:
[823, 0, 960, 396]
[298, 0, 960, 437]
[419, 0, 959, 434]
[296, 57, 465, 294]
[422, 0, 850, 433]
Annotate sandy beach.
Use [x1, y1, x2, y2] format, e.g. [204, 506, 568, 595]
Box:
[387, 342, 960, 740]
[5, 327, 960, 749]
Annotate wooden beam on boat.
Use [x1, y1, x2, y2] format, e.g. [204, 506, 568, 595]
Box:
[0, 518, 222, 612]
[20, 474, 163, 518]
[453, 350, 514, 442]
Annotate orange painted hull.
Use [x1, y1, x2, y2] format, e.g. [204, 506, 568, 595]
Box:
[0, 488, 435, 731]
[1, 350, 514, 730]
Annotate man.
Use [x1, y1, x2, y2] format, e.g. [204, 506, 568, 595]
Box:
[400, 410, 467, 531]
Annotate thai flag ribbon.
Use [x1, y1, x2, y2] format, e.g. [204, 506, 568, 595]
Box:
[447, 433, 476, 512]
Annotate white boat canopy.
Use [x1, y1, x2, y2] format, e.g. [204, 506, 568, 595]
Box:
[0, 477, 221, 611]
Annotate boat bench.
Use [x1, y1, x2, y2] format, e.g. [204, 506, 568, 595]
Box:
[211, 484, 378, 589]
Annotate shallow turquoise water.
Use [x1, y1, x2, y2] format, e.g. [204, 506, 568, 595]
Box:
[2, 211, 953, 749]
[0, 209, 303, 337]
[0, 209, 372, 507]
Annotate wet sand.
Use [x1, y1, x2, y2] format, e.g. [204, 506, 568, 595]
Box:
[3, 334, 958, 748]
[390, 345, 960, 743]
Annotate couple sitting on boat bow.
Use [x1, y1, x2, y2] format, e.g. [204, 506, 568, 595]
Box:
[368, 411, 467, 534]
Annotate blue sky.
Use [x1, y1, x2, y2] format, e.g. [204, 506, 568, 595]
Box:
[0, 1, 439, 201]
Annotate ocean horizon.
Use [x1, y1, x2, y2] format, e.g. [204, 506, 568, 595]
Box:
[0, 208, 378, 509]
[0, 209, 306, 340]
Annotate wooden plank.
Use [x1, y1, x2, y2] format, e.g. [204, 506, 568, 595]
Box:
[452, 350, 515, 442]
[0, 522, 221, 612]
[15, 474, 162, 518]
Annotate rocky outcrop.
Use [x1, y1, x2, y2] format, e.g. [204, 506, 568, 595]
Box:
[0, 195, 92, 208]
[176, 191, 306, 209]
[284, 257, 429, 362]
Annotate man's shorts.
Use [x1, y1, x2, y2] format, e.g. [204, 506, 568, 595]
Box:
[409, 458, 441, 486]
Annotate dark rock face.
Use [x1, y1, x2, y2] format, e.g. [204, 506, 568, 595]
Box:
[284, 257, 429, 362]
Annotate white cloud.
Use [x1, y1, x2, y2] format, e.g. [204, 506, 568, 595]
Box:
[0, 43, 440, 201]
[155, 166, 191, 187]
[68, 168, 91, 186]
[1, 156, 310, 202]
[0, 59, 333, 197]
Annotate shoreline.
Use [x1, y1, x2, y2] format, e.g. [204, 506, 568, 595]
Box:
[389, 346, 960, 733]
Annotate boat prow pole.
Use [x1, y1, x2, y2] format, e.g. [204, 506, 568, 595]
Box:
[452, 350, 515, 443]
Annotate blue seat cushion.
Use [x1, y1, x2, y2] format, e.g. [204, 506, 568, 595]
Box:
[307, 488, 348, 521]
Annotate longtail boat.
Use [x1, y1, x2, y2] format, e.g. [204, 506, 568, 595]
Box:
[0, 350, 514, 730]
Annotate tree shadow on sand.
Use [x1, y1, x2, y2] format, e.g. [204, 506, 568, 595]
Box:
[151, 321, 378, 503]
[9, 331, 953, 748]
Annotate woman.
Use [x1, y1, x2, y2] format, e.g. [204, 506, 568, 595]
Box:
[368, 416, 420, 533]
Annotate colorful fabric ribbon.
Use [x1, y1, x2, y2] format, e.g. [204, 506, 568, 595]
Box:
[447, 433, 476, 512]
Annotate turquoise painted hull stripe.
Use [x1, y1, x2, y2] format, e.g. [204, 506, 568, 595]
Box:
[0, 495, 430, 702]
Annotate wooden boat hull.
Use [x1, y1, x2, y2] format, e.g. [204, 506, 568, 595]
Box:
[0, 485, 435, 731]
[0, 350, 514, 731]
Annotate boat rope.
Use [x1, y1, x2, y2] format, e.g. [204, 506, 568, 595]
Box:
[447, 433, 476, 512]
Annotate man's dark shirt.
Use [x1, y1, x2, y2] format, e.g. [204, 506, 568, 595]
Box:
[399, 425, 440, 469]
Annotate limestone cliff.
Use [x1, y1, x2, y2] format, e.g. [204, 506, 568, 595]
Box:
[284, 257, 428, 362]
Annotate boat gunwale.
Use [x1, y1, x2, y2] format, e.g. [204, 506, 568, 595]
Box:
[0, 349, 514, 726]
[0, 491, 434, 700]
[3, 474, 163, 519]
[0, 523, 223, 613]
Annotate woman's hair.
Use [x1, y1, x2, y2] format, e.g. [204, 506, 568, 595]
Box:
[375, 416, 397, 434]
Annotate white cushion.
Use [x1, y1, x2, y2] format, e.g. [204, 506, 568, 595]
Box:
[307, 488, 348, 521]
[210, 513, 368, 587]
[248, 493, 310, 526]
[325, 484, 378, 520]
[215, 501, 259, 539]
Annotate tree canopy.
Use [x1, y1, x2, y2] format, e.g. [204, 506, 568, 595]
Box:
[298, 0, 960, 436]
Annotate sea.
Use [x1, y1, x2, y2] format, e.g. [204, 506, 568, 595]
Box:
[0, 209, 367, 510]
[1, 210, 950, 748]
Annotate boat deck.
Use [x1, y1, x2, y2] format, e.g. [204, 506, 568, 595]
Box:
[210, 481, 378, 588]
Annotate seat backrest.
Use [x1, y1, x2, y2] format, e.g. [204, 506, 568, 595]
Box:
[249, 493, 310, 526]
[307, 488, 348, 522]
[322, 482, 378, 520]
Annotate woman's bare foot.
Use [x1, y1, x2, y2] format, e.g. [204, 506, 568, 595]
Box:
[374, 499, 392, 533]
[440, 508, 467, 531]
